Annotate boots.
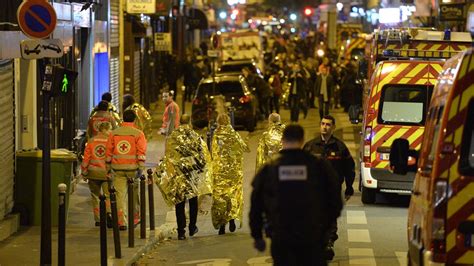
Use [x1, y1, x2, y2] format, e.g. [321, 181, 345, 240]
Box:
[218, 225, 225, 235]
[229, 219, 236, 232]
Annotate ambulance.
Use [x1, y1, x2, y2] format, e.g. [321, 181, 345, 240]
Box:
[358, 29, 472, 204]
[390, 48, 474, 265]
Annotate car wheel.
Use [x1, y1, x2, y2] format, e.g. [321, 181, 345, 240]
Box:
[246, 117, 256, 132]
[361, 186, 376, 204]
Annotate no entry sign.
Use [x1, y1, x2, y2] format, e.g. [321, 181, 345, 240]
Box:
[17, 0, 57, 39]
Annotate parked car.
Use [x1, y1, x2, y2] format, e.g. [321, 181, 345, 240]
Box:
[191, 75, 257, 131]
[217, 59, 264, 78]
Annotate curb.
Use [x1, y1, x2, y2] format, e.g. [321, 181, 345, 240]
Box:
[121, 222, 176, 266]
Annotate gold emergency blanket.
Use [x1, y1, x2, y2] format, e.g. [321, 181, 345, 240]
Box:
[211, 125, 250, 229]
[154, 125, 212, 206]
[256, 123, 285, 173]
[126, 103, 153, 140]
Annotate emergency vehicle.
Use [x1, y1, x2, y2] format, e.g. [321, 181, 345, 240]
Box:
[336, 24, 366, 63]
[390, 48, 474, 265]
[358, 29, 472, 204]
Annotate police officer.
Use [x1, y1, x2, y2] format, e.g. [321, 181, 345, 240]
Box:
[250, 124, 343, 266]
[106, 110, 147, 230]
[303, 114, 355, 260]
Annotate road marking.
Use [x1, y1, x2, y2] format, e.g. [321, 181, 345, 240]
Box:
[247, 256, 272, 265]
[346, 210, 368, 224]
[395, 251, 407, 266]
[348, 229, 372, 242]
[348, 248, 377, 265]
[178, 258, 231, 265]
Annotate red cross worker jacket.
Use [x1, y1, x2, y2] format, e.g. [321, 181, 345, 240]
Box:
[106, 122, 147, 172]
[87, 110, 116, 139]
[81, 133, 109, 180]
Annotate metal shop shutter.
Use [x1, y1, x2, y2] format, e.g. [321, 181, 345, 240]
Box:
[0, 60, 14, 219]
[133, 50, 141, 103]
[110, 56, 120, 111]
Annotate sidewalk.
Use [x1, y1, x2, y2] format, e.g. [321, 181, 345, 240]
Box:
[0, 100, 180, 266]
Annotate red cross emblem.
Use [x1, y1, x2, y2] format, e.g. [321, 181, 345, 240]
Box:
[117, 140, 131, 154]
[94, 144, 106, 158]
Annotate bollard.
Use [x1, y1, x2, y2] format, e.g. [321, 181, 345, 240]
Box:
[99, 194, 107, 266]
[58, 183, 67, 266]
[109, 185, 122, 258]
[128, 178, 135, 247]
[147, 169, 155, 230]
[140, 175, 146, 239]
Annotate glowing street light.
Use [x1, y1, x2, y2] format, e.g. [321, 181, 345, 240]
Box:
[289, 13, 297, 21]
[219, 11, 227, 19]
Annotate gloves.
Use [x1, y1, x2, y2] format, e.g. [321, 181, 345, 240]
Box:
[254, 238, 266, 252]
[158, 128, 166, 135]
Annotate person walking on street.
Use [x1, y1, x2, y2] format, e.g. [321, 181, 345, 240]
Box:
[250, 124, 343, 266]
[268, 68, 282, 114]
[288, 63, 307, 122]
[123, 94, 153, 140]
[315, 67, 335, 120]
[255, 113, 285, 172]
[211, 114, 250, 235]
[159, 91, 180, 136]
[106, 110, 147, 230]
[81, 122, 113, 227]
[242, 67, 272, 120]
[303, 115, 355, 260]
[89, 92, 122, 127]
[87, 100, 118, 139]
[155, 114, 212, 240]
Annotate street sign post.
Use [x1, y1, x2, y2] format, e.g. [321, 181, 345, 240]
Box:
[20, 39, 64, 59]
[154, 33, 172, 52]
[17, 0, 57, 39]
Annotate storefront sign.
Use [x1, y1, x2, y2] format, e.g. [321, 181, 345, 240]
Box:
[154, 33, 171, 52]
[126, 0, 156, 14]
[440, 3, 465, 21]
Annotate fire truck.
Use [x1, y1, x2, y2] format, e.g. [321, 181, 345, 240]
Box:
[336, 24, 366, 63]
[357, 28, 472, 204]
[390, 48, 474, 266]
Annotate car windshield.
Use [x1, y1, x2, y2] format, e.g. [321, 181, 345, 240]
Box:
[378, 84, 433, 125]
[219, 63, 254, 73]
[197, 81, 243, 97]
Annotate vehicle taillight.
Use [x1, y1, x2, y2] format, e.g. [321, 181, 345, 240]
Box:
[192, 98, 201, 105]
[363, 126, 372, 164]
[431, 179, 449, 262]
[239, 95, 251, 104]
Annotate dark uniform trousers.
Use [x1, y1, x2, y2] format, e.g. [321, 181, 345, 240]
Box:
[271, 239, 327, 266]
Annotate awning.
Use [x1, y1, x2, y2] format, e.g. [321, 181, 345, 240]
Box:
[187, 8, 208, 30]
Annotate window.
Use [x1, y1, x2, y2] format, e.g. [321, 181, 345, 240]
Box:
[378, 84, 433, 125]
[219, 63, 254, 73]
[459, 100, 474, 175]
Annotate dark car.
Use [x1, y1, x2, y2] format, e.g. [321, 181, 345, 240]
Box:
[191, 75, 257, 131]
[217, 59, 264, 78]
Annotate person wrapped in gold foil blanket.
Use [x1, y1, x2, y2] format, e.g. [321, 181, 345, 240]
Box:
[154, 114, 212, 239]
[255, 113, 285, 173]
[211, 114, 250, 235]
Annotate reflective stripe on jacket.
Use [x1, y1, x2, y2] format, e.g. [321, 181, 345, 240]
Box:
[81, 133, 109, 180]
[106, 122, 147, 171]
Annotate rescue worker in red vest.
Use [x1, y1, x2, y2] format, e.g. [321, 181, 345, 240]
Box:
[123, 94, 153, 140]
[89, 92, 122, 128]
[159, 91, 180, 136]
[106, 110, 147, 230]
[81, 121, 113, 227]
[87, 100, 118, 139]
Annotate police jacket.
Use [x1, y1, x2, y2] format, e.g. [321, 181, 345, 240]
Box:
[249, 149, 342, 244]
[303, 135, 355, 185]
[106, 122, 147, 172]
[81, 133, 109, 180]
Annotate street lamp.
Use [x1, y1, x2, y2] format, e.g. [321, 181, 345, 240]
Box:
[289, 13, 297, 21]
[219, 11, 227, 20]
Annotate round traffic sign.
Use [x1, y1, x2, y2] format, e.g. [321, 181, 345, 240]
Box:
[17, 0, 57, 39]
[211, 33, 220, 49]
